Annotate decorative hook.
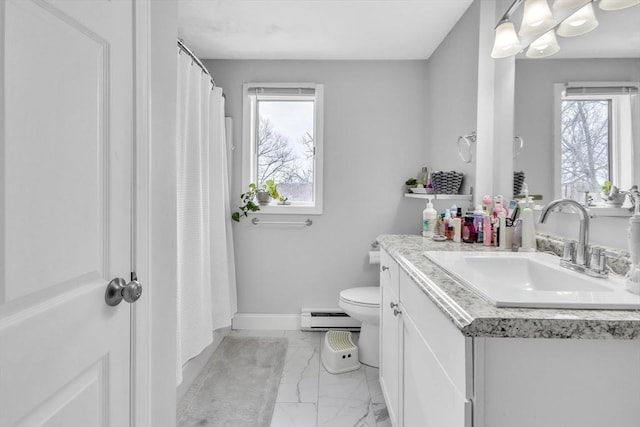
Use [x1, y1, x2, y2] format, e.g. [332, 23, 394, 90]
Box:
[513, 136, 524, 159]
[457, 132, 477, 163]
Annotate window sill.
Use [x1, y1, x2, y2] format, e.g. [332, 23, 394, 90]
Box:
[256, 203, 322, 215]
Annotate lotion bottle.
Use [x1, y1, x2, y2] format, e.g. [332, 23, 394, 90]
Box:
[422, 198, 438, 237]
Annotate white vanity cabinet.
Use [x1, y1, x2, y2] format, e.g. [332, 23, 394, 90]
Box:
[379, 248, 401, 426]
[379, 249, 472, 427]
[379, 247, 640, 427]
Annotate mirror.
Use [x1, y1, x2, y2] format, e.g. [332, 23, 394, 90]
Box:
[512, 3, 640, 207]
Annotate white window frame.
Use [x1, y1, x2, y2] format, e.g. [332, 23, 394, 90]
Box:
[553, 82, 640, 202]
[242, 82, 324, 215]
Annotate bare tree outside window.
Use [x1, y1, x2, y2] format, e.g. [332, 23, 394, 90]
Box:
[560, 99, 610, 195]
[257, 101, 314, 202]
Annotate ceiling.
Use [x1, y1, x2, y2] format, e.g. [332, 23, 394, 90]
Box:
[178, 0, 474, 60]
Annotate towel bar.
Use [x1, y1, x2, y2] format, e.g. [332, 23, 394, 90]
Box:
[251, 218, 312, 226]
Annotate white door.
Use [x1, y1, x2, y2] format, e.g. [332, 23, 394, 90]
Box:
[0, 0, 135, 425]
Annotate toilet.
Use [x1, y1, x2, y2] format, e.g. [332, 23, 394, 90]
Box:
[338, 286, 380, 367]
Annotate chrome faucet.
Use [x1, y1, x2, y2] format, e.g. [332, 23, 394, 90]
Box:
[538, 198, 607, 278]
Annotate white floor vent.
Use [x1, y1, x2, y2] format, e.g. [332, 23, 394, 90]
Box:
[300, 308, 361, 331]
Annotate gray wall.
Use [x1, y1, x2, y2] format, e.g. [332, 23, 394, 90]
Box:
[206, 60, 428, 313]
[425, 0, 480, 203]
[514, 58, 640, 249]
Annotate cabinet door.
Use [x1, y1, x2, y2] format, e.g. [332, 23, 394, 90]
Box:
[402, 310, 470, 427]
[379, 249, 401, 426]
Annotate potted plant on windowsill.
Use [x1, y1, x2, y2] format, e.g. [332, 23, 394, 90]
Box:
[231, 180, 289, 222]
[232, 183, 260, 222]
[263, 179, 289, 205]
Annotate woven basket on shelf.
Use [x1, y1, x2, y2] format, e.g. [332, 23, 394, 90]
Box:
[430, 171, 463, 194]
[513, 171, 526, 195]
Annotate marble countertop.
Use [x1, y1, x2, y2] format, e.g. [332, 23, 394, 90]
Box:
[377, 234, 640, 339]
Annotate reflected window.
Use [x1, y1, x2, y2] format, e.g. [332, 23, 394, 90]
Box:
[560, 98, 610, 196]
[555, 83, 639, 201]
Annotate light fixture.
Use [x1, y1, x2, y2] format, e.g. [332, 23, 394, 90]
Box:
[491, 20, 523, 58]
[492, 0, 639, 60]
[552, 0, 590, 12]
[519, 0, 557, 37]
[598, 0, 640, 10]
[526, 30, 561, 57]
[556, 2, 599, 36]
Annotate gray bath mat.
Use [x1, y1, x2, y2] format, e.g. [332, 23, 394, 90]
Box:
[177, 336, 288, 427]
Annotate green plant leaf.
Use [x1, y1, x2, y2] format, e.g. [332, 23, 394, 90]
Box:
[231, 212, 240, 222]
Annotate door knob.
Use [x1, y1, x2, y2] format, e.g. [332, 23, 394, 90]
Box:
[381, 266, 389, 271]
[390, 302, 399, 309]
[393, 308, 402, 317]
[105, 277, 143, 306]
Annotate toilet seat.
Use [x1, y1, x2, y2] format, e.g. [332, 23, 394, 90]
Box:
[339, 287, 380, 308]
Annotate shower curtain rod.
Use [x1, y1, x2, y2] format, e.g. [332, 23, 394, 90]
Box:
[177, 39, 215, 87]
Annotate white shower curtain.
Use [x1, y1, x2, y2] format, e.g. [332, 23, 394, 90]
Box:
[176, 49, 237, 384]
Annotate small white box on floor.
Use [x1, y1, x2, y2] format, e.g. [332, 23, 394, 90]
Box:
[321, 330, 360, 374]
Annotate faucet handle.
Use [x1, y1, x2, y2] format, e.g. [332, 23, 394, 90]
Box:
[563, 241, 576, 263]
[589, 247, 607, 274]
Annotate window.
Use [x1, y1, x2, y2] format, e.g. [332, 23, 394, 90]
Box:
[559, 97, 611, 196]
[554, 83, 639, 201]
[242, 83, 324, 214]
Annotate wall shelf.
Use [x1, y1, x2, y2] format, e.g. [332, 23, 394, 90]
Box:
[404, 193, 473, 201]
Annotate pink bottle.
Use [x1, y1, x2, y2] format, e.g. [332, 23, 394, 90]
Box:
[483, 213, 492, 246]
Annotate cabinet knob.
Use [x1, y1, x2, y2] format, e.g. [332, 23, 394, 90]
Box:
[390, 302, 398, 309]
[393, 308, 402, 317]
[381, 266, 389, 272]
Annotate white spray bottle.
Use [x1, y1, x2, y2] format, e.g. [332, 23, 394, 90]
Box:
[626, 186, 640, 294]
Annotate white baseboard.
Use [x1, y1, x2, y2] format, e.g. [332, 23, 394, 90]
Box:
[232, 313, 300, 330]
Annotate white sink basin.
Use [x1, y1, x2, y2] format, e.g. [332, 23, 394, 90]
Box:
[423, 251, 640, 310]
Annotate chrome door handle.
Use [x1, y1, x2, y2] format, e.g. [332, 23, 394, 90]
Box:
[390, 302, 399, 309]
[105, 277, 143, 306]
[393, 308, 402, 316]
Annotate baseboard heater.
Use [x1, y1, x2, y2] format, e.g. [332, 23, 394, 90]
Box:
[300, 308, 361, 331]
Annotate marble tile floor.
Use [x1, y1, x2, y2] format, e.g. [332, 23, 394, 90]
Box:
[228, 329, 392, 427]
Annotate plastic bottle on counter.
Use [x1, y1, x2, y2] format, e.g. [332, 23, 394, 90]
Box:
[443, 209, 453, 239]
[483, 213, 492, 246]
[519, 184, 536, 252]
[462, 215, 477, 243]
[493, 195, 507, 218]
[422, 198, 438, 238]
[452, 217, 462, 243]
[497, 211, 508, 250]
[473, 204, 484, 243]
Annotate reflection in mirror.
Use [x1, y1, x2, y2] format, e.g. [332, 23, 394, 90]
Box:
[554, 83, 639, 202]
[513, 4, 640, 212]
